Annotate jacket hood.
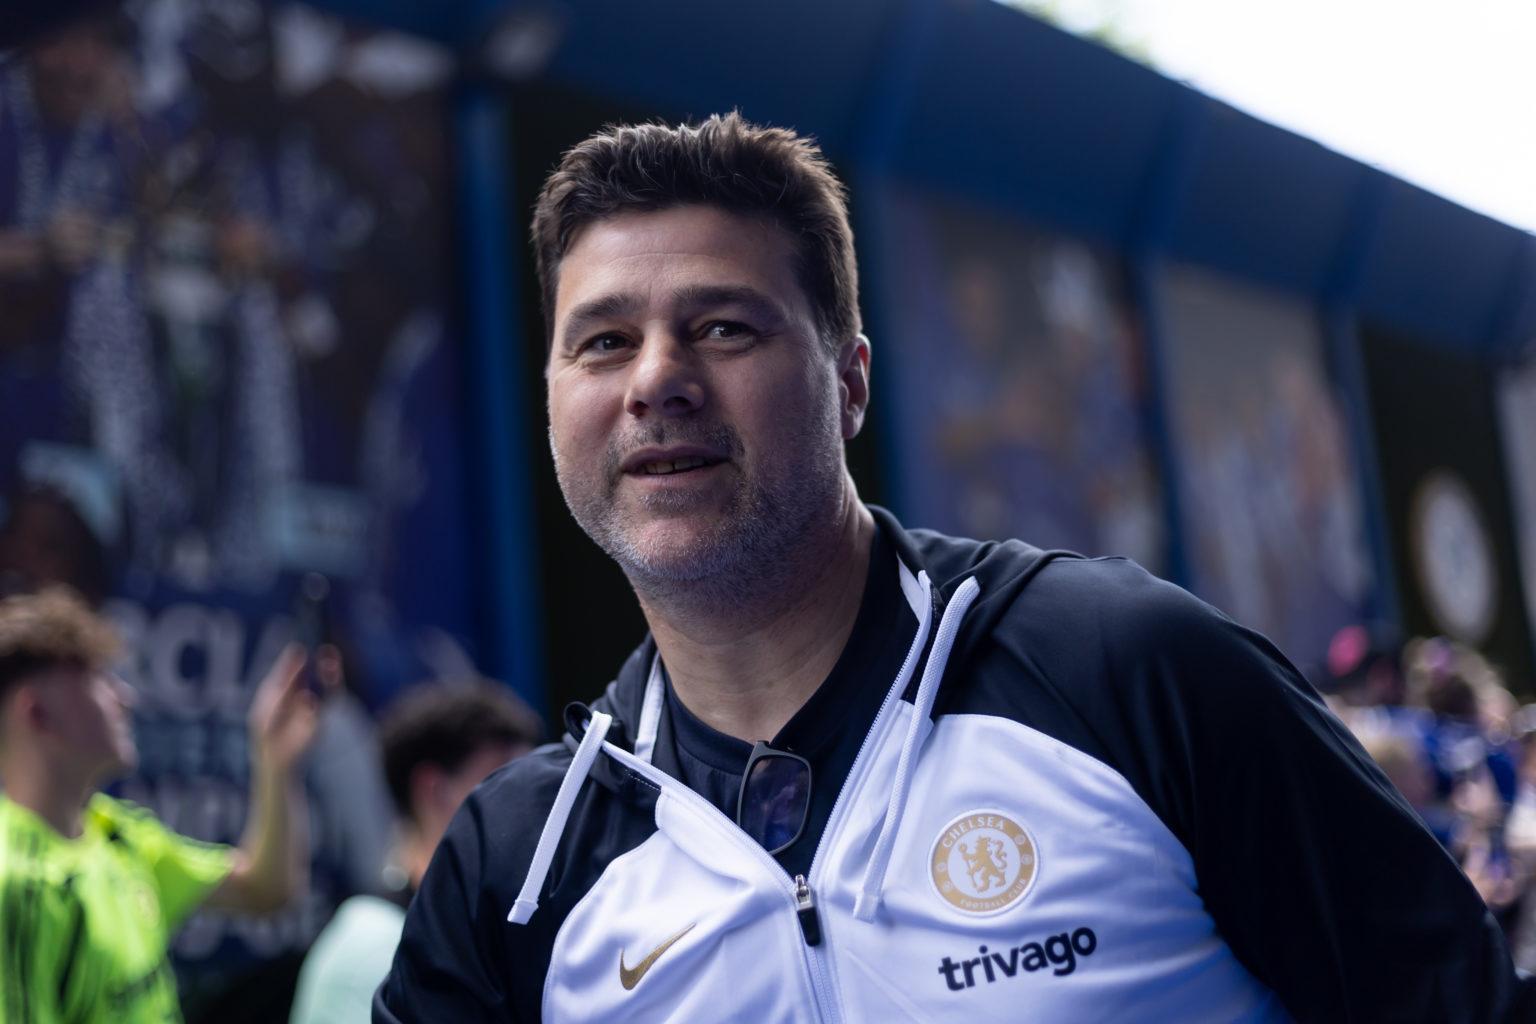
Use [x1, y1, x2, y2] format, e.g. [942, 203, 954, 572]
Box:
[567, 639, 655, 747]
[872, 504, 1075, 646]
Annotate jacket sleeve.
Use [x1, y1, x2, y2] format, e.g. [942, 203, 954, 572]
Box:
[96, 797, 233, 932]
[373, 790, 525, 1024]
[1096, 578, 1536, 1022]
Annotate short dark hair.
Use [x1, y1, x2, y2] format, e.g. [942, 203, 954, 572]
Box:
[530, 111, 860, 354]
[379, 679, 545, 822]
[0, 483, 112, 606]
[0, 586, 121, 702]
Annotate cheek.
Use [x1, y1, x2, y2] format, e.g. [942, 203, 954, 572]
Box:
[750, 366, 837, 439]
[548, 379, 613, 447]
[93, 692, 120, 727]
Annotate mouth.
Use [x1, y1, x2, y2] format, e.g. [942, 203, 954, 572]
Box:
[621, 446, 728, 478]
[635, 455, 721, 476]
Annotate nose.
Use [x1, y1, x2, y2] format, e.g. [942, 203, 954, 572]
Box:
[110, 674, 138, 710]
[624, 331, 704, 418]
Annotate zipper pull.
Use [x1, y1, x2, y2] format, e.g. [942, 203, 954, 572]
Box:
[794, 874, 822, 946]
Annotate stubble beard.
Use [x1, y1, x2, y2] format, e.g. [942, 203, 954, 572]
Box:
[551, 404, 847, 613]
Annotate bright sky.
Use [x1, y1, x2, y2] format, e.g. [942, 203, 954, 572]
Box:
[1037, 0, 1536, 234]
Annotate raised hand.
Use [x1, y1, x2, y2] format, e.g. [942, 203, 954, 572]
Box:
[247, 643, 321, 774]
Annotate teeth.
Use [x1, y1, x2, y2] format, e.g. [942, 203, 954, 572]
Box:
[642, 457, 709, 475]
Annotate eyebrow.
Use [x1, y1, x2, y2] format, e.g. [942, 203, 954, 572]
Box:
[671, 284, 788, 323]
[557, 293, 644, 349]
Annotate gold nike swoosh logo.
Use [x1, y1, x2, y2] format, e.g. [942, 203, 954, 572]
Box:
[619, 923, 697, 991]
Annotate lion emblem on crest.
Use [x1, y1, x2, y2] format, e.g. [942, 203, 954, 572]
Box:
[960, 835, 1008, 893]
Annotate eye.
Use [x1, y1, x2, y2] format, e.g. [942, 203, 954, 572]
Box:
[579, 332, 632, 357]
[702, 321, 752, 341]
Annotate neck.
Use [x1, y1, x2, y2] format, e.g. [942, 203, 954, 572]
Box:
[0, 750, 94, 838]
[640, 485, 875, 743]
[400, 806, 456, 891]
[401, 828, 432, 891]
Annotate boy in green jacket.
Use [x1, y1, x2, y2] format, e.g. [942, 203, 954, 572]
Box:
[0, 587, 319, 1022]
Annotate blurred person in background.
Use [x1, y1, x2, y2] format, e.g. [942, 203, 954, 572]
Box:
[288, 678, 542, 1024]
[1318, 621, 1412, 716]
[1320, 625, 1445, 831]
[1411, 638, 1531, 938]
[1504, 707, 1536, 972]
[1409, 637, 1522, 840]
[0, 13, 175, 584]
[0, 12, 140, 348]
[0, 587, 318, 1022]
[1332, 629, 1531, 932]
[0, 482, 111, 605]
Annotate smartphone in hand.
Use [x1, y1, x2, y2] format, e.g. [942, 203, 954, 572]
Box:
[291, 572, 330, 695]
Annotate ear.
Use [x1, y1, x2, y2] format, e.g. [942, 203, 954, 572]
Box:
[14, 685, 48, 735]
[835, 333, 871, 441]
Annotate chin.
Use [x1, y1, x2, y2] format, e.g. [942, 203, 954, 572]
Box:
[110, 744, 139, 777]
[619, 521, 739, 579]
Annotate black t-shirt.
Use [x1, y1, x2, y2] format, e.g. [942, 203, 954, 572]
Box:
[664, 523, 919, 877]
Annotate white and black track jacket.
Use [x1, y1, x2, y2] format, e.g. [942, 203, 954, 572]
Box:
[376, 507, 1535, 1022]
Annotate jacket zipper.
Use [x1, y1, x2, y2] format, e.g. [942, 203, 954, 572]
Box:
[792, 665, 921, 1016]
[602, 745, 840, 1021]
[599, 572, 938, 1023]
[794, 874, 822, 945]
[795, 574, 940, 1016]
[793, 872, 840, 1022]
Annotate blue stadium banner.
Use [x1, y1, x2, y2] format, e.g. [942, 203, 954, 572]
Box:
[0, 2, 475, 1009]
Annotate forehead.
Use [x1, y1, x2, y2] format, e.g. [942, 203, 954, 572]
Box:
[553, 205, 809, 323]
[33, 660, 94, 683]
[12, 661, 93, 700]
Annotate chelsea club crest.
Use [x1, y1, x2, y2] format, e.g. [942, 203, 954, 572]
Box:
[930, 810, 1038, 914]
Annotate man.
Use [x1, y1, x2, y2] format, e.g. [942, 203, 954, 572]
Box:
[377, 113, 1535, 1021]
[0, 587, 318, 1022]
[289, 678, 543, 1024]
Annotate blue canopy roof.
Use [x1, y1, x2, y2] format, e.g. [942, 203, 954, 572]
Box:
[11, 0, 1530, 360]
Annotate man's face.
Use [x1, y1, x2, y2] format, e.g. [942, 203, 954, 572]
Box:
[29, 664, 138, 780]
[546, 205, 860, 588]
[0, 494, 90, 593]
[30, 25, 116, 126]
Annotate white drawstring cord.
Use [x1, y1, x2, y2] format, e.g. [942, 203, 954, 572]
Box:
[854, 576, 981, 921]
[508, 710, 614, 924]
[633, 656, 666, 764]
[509, 572, 981, 925]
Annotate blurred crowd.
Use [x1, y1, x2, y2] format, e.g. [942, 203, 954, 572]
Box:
[0, 483, 547, 1022]
[1320, 623, 1536, 968]
[1, 6, 476, 1012]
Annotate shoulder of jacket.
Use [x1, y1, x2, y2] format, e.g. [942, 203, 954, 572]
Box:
[872, 505, 1057, 596]
[942, 551, 1264, 706]
[473, 742, 578, 812]
[84, 793, 161, 843]
[1012, 555, 1219, 627]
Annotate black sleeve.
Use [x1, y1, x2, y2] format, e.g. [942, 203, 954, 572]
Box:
[1085, 571, 1536, 1022]
[373, 788, 522, 1024]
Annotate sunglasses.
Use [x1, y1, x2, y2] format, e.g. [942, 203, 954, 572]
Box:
[736, 741, 812, 855]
